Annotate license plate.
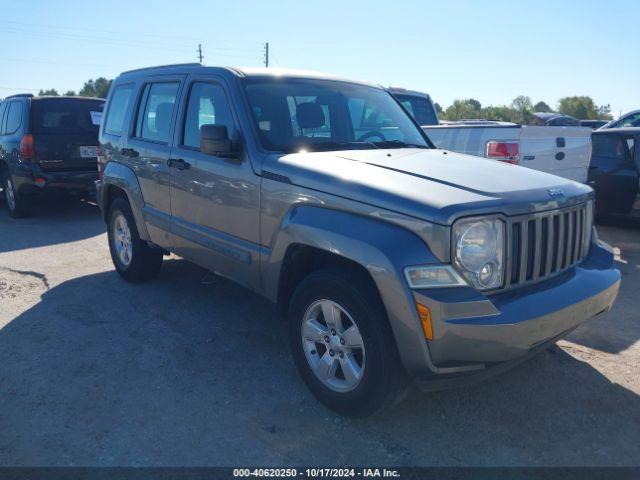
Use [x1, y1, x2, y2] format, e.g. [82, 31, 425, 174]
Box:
[80, 146, 98, 158]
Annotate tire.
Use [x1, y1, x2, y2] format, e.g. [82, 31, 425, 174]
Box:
[288, 268, 408, 417]
[2, 170, 29, 218]
[107, 197, 163, 282]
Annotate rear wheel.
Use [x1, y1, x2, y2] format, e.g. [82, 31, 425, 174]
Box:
[2, 171, 29, 218]
[288, 268, 408, 417]
[108, 197, 163, 282]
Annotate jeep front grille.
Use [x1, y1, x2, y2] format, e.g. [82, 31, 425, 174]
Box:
[504, 203, 591, 288]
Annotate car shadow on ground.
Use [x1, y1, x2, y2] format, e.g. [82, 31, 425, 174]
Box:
[0, 258, 639, 466]
[0, 195, 104, 253]
[566, 218, 640, 354]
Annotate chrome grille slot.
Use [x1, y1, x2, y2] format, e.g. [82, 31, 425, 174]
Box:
[505, 203, 590, 289]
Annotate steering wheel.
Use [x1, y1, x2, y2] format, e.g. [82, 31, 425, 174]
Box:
[357, 131, 386, 142]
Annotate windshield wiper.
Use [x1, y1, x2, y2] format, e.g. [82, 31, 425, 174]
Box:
[371, 140, 430, 149]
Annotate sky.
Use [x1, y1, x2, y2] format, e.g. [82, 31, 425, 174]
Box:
[0, 0, 638, 118]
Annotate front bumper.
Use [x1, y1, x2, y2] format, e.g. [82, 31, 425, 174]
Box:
[412, 240, 620, 382]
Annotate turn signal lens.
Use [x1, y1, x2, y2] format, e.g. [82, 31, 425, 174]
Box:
[416, 303, 433, 340]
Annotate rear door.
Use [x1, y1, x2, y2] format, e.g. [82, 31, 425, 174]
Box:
[519, 126, 591, 182]
[123, 76, 185, 247]
[31, 98, 104, 172]
[589, 132, 639, 214]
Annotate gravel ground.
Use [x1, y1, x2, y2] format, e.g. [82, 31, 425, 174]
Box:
[0, 196, 638, 467]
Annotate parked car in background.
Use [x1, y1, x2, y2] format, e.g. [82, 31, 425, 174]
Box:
[580, 119, 608, 129]
[533, 112, 580, 126]
[600, 110, 640, 129]
[588, 128, 639, 216]
[390, 90, 593, 182]
[387, 88, 439, 126]
[424, 123, 592, 182]
[0, 94, 104, 217]
[97, 64, 619, 416]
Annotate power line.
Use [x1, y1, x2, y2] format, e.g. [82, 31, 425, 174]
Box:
[0, 57, 128, 69]
[0, 26, 261, 59]
[0, 19, 263, 46]
[0, 86, 39, 91]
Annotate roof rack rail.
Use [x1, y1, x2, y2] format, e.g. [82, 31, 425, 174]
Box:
[120, 63, 203, 75]
[4, 93, 34, 99]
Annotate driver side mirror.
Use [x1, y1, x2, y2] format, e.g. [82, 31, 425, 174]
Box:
[200, 124, 239, 158]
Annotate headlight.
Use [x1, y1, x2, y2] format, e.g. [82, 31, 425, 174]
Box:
[452, 217, 505, 290]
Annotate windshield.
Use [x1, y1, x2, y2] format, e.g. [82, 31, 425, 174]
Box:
[243, 78, 431, 153]
[393, 93, 439, 126]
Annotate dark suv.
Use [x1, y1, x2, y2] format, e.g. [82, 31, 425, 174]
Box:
[0, 94, 105, 217]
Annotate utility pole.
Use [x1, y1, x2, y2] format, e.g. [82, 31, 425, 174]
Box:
[264, 42, 269, 68]
[197, 44, 204, 64]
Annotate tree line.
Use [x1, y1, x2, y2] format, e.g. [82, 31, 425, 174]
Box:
[435, 95, 612, 123]
[38, 77, 112, 99]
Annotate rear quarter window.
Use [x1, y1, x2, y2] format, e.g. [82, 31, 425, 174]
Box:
[0, 102, 7, 134]
[32, 99, 104, 135]
[104, 85, 134, 135]
[5, 101, 23, 134]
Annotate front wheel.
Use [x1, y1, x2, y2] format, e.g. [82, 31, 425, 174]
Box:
[108, 197, 163, 282]
[288, 268, 407, 416]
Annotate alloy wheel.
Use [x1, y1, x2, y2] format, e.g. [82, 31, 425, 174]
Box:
[5, 177, 16, 212]
[301, 299, 366, 392]
[112, 212, 133, 267]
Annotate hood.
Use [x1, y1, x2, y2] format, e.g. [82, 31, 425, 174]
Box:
[263, 148, 593, 225]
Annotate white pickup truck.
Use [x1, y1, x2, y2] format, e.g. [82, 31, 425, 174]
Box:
[389, 89, 593, 183]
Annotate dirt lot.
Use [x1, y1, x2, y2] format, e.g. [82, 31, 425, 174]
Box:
[0, 197, 638, 467]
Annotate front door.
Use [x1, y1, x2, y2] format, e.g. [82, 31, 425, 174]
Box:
[169, 78, 260, 290]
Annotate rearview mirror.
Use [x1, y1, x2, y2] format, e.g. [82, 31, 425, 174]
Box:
[200, 124, 238, 158]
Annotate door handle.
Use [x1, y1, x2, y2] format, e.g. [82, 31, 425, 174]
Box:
[167, 158, 191, 170]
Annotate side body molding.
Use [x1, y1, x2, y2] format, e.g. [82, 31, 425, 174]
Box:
[263, 205, 441, 374]
[101, 161, 151, 241]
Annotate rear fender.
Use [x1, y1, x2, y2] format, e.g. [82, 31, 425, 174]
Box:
[101, 161, 150, 241]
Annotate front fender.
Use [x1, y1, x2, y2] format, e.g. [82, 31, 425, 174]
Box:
[264, 205, 441, 375]
[101, 161, 150, 241]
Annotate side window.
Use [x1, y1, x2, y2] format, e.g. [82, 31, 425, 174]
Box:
[182, 82, 235, 149]
[0, 102, 7, 135]
[5, 102, 23, 134]
[400, 100, 415, 118]
[105, 85, 134, 135]
[136, 82, 179, 143]
[592, 134, 627, 169]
